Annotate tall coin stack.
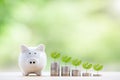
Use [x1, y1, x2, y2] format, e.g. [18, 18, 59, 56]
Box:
[51, 62, 60, 76]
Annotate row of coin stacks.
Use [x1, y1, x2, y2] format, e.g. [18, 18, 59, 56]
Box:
[50, 52, 103, 77]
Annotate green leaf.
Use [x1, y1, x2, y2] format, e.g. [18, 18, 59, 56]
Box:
[62, 56, 72, 63]
[72, 59, 82, 67]
[51, 52, 61, 59]
[82, 62, 92, 70]
[93, 64, 103, 71]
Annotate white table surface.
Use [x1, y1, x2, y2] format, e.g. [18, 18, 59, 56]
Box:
[0, 72, 120, 80]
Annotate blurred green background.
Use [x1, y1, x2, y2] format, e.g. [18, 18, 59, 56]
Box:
[0, 0, 120, 71]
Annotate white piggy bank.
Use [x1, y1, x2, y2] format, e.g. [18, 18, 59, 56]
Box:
[18, 44, 47, 76]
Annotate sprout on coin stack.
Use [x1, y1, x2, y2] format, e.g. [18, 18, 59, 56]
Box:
[82, 62, 92, 77]
[50, 52, 61, 76]
[93, 64, 103, 76]
[72, 59, 82, 76]
[61, 56, 72, 76]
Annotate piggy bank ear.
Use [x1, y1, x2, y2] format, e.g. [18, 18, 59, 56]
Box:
[21, 45, 29, 53]
[36, 44, 45, 52]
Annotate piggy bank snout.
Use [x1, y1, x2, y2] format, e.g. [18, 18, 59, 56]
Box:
[28, 59, 39, 65]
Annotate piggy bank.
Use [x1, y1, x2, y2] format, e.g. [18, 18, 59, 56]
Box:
[18, 44, 47, 76]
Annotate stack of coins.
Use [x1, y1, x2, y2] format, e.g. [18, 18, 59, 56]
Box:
[72, 69, 80, 76]
[82, 73, 91, 76]
[61, 66, 70, 76]
[51, 62, 60, 76]
[93, 74, 101, 76]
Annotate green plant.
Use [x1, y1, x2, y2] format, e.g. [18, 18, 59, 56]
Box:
[93, 64, 103, 74]
[72, 59, 82, 68]
[51, 52, 61, 61]
[82, 62, 92, 73]
[62, 56, 72, 65]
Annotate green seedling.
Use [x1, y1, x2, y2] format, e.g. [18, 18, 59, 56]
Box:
[72, 59, 82, 68]
[51, 52, 61, 61]
[62, 56, 72, 65]
[82, 62, 92, 73]
[93, 64, 103, 74]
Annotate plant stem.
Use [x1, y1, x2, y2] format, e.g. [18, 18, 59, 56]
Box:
[97, 71, 98, 75]
[79, 66, 81, 71]
[75, 66, 77, 69]
[65, 63, 67, 66]
[54, 59, 57, 63]
[86, 70, 87, 73]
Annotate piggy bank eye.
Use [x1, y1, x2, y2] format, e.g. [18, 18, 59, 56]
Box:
[29, 52, 31, 54]
[34, 52, 37, 54]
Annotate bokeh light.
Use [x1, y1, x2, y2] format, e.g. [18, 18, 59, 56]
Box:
[0, 0, 120, 71]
